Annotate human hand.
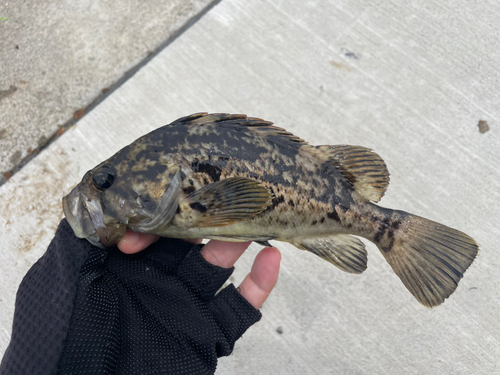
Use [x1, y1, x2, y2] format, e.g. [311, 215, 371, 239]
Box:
[118, 231, 281, 309]
[1, 220, 279, 374]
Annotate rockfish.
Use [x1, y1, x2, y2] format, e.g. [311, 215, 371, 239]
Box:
[63, 113, 478, 307]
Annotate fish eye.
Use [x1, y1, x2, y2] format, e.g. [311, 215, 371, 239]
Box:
[92, 166, 115, 191]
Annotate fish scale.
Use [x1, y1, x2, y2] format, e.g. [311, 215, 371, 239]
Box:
[63, 113, 478, 308]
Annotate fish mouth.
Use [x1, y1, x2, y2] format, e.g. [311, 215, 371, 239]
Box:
[63, 186, 97, 238]
[62, 186, 110, 248]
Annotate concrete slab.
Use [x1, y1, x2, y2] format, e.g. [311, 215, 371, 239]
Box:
[0, 0, 216, 179]
[1, 0, 499, 374]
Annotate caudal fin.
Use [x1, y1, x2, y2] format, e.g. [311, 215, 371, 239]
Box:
[377, 214, 478, 308]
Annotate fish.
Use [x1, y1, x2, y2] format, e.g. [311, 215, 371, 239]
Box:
[63, 112, 479, 307]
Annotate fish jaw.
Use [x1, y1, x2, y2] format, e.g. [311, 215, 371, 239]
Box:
[62, 185, 98, 240]
[62, 184, 126, 248]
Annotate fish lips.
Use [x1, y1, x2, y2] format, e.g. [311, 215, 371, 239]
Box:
[63, 186, 98, 239]
[62, 185, 122, 249]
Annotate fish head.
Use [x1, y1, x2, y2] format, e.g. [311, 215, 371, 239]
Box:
[63, 159, 183, 248]
[63, 164, 127, 248]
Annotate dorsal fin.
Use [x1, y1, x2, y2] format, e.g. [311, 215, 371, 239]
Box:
[173, 112, 308, 147]
[175, 112, 273, 127]
[310, 145, 390, 202]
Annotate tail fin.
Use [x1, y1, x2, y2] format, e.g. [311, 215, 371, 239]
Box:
[376, 213, 478, 308]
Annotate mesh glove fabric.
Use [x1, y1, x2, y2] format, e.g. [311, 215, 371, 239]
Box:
[1, 219, 261, 375]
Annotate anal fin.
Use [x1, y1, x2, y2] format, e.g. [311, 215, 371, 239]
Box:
[293, 234, 367, 274]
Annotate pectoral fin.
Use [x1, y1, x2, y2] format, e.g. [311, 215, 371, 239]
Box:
[293, 234, 367, 274]
[182, 177, 273, 227]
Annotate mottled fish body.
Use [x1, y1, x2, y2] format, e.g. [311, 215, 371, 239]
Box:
[63, 113, 478, 307]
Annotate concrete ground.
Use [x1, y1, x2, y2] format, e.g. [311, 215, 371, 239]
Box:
[0, 0, 216, 183]
[1, 1, 499, 374]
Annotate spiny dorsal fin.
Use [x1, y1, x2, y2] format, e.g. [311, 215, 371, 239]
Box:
[190, 113, 250, 124]
[176, 112, 273, 127]
[174, 113, 308, 146]
[312, 145, 390, 203]
[181, 177, 273, 227]
[292, 234, 367, 274]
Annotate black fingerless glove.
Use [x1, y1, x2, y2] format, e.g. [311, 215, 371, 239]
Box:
[0, 220, 261, 375]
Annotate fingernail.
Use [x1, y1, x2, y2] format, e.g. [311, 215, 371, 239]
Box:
[123, 231, 139, 246]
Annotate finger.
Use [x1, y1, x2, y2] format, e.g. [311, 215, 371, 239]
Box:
[200, 240, 252, 269]
[238, 247, 281, 309]
[118, 230, 160, 254]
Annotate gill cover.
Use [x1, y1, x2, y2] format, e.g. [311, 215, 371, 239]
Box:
[128, 170, 183, 234]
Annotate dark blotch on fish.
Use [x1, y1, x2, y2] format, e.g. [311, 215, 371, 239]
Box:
[327, 210, 340, 222]
[183, 186, 196, 194]
[190, 202, 208, 213]
[192, 159, 226, 182]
